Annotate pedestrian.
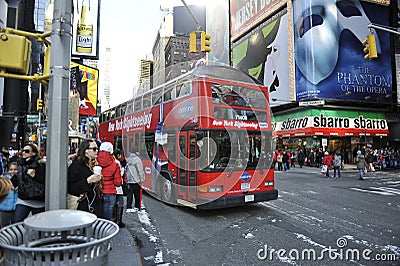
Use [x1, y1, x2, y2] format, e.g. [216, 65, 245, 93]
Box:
[0, 176, 12, 204]
[0, 162, 18, 227]
[276, 151, 283, 171]
[14, 144, 46, 223]
[68, 139, 103, 217]
[126, 152, 145, 212]
[333, 151, 342, 178]
[297, 149, 305, 168]
[97, 142, 122, 221]
[356, 150, 367, 180]
[365, 150, 375, 172]
[113, 149, 127, 227]
[322, 151, 333, 177]
[282, 150, 289, 171]
[290, 150, 297, 168]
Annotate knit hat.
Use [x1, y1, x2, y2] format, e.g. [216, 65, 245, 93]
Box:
[99, 142, 113, 154]
[357, 150, 362, 155]
[324, 151, 329, 155]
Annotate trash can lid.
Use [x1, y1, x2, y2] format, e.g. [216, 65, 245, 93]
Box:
[24, 209, 97, 231]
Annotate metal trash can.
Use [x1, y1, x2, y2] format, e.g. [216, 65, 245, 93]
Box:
[0, 209, 119, 265]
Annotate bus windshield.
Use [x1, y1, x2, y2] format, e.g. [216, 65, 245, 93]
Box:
[211, 83, 267, 109]
[200, 130, 272, 172]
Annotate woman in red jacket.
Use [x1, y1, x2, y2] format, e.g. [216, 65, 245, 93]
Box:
[97, 142, 122, 220]
[322, 151, 333, 178]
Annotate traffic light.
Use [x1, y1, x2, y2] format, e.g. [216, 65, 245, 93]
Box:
[362, 33, 378, 60]
[0, 33, 32, 75]
[189, 32, 197, 53]
[200, 31, 211, 52]
[36, 98, 43, 111]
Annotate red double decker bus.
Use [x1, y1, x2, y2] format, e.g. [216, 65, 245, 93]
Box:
[99, 65, 277, 209]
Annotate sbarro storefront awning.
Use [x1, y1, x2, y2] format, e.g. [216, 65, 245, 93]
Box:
[273, 109, 389, 138]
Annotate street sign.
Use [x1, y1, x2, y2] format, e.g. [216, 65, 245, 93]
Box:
[27, 114, 39, 123]
[299, 100, 325, 106]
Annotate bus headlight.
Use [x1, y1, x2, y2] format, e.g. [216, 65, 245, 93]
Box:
[264, 181, 274, 187]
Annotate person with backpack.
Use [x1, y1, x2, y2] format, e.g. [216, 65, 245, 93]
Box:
[333, 151, 342, 178]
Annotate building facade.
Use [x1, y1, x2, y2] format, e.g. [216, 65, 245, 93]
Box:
[230, 0, 398, 157]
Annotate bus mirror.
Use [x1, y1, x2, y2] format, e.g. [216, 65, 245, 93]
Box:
[196, 130, 204, 140]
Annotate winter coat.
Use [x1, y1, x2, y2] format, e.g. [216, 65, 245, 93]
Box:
[356, 155, 367, 170]
[365, 153, 375, 164]
[17, 156, 45, 201]
[0, 174, 17, 211]
[322, 155, 333, 170]
[68, 159, 102, 217]
[97, 151, 122, 194]
[126, 153, 145, 184]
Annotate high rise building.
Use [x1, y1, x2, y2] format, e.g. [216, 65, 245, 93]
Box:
[136, 59, 153, 96]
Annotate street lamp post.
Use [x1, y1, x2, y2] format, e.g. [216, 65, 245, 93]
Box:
[45, 0, 72, 210]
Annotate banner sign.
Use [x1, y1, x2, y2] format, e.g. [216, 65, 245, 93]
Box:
[230, 0, 284, 40]
[273, 109, 389, 137]
[70, 62, 99, 116]
[72, 0, 100, 59]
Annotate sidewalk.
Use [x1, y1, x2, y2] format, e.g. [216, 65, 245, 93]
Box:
[108, 210, 143, 265]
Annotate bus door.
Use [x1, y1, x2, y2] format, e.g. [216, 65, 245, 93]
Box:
[177, 130, 198, 205]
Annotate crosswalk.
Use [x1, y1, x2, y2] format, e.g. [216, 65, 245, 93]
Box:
[349, 173, 400, 196]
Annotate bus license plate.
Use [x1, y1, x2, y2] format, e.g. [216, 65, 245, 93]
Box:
[245, 195, 254, 202]
[241, 183, 250, 190]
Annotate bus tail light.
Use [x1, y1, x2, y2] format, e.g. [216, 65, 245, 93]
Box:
[264, 181, 274, 187]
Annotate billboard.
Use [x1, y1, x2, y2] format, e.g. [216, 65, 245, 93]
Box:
[293, 0, 392, 102]
[72, 0, 100, 59]
[233, 9, 291, 106]
[230, 0, 284, 40]
[70, 62, 99, 117]
[207, 0, 230, 65]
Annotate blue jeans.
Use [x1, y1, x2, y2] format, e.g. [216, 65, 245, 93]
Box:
[14, 204, 45, 223]
[333, 166, 341, 178]
[103, 194, 116, 221]
[359, 168, 364, 179]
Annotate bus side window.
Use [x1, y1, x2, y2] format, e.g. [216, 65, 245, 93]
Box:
[134, 98, 141, 111]
[164, 88, 172, 102]
[143, 94, 151, 109]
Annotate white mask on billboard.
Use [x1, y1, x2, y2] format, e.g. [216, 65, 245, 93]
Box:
[294, 0, 380, 85]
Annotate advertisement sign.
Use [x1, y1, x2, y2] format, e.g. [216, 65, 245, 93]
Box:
[233, 9, 291, 106]
[293, 0, 392, 102]
[273, 109, 389, 138]
[207, 0, 230, 65]
[72, 0, 100, 59]
[230, 0, 284, 40]
[70, 62, 99, 116]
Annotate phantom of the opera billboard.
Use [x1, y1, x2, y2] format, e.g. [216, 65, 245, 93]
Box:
[70, 62, 99, 117]
[293, 0, 392, 102]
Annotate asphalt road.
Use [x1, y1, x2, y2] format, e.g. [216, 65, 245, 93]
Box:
[132, 167, 400, 266]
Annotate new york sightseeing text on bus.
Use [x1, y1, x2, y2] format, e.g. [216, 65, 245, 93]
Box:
[99, 64, 278, 209]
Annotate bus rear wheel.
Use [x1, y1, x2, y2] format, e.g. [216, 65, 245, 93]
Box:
[160, 176, 174, 203]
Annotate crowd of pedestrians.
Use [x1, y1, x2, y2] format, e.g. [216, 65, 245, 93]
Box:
[0, 139, 145, 229]
[273, 146, 400, 180]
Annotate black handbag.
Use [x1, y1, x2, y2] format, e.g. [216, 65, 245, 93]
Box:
[18, 175, 45, 201]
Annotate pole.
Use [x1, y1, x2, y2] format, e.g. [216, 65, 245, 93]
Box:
[37, 83, 41, 151]
[368, 23, 400, 36]
[45, 0, 72, 210]
[181, 0, 200, 30]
